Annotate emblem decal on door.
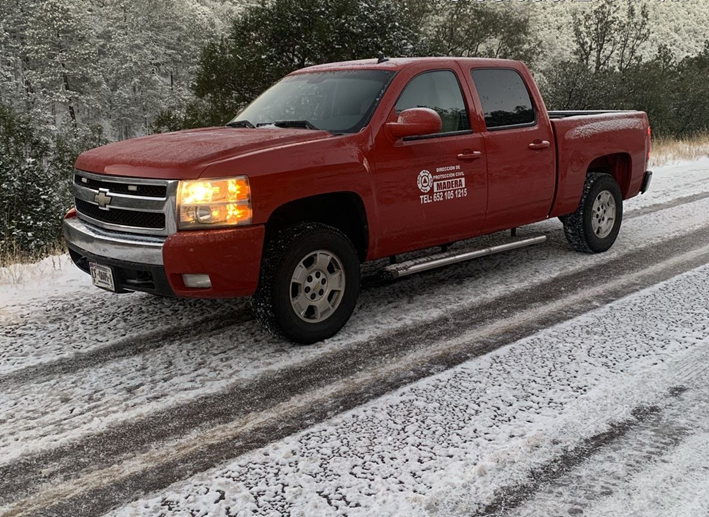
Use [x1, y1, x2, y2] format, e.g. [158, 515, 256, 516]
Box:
[418, 165, 468, 204]
[417, 170, 433, 193]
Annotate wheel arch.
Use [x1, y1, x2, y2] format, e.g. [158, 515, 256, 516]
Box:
[586, 153, 632, 198]
[264, 192, 369, 262]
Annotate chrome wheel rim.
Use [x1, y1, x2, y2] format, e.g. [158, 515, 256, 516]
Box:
[290, 250, 346, 323]
[591, 190, 616, 239]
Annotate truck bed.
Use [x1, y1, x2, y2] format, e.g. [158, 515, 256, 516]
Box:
[548, 111, 650, 217]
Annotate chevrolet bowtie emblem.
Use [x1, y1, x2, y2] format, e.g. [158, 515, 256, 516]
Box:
[95, 188, 112, 210]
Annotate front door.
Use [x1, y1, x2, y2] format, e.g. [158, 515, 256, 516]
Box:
[372, 69, 488, 258]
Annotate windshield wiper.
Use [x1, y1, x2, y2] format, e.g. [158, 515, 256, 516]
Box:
[226, 120, 255, 128]
[258, 120, 319, 130]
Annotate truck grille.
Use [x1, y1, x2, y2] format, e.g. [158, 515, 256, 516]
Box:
[75, 199, 166, 229]
[73, 171, 178, 236]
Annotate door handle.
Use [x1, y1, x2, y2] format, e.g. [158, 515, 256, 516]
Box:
[457, 150, 483, 161]
[529, 140, 550, 150]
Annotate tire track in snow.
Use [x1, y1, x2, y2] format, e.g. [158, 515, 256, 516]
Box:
[624, 189, 709, 220]
[473, 347, 709, 516]
[4, 225, 709, 517]
[485, 379, 709, 517]
[98, 267, 709, 517]
[0, 312, 248, 390]
[0, 294, 246, 376]
[0, 186, 696, 440]
[0, 271, 390, 389]
[472, 404, 668, 517]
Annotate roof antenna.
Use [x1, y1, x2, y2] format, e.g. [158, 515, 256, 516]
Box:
[377, 52, 389, 64]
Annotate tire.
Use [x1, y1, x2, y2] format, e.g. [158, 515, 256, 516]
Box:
[251, 222, 361, 344]
[563, 172, 623, 254]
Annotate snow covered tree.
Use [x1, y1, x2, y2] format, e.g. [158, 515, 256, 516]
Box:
[0, 0, 234, 255]
[19, 0, 102, 130]
[1, 104, 68, 255]
[1, 0, 233, 141]
[571, 0, 650, 73]
[96, 0, 230, 139]
[431, 0, 537, 63]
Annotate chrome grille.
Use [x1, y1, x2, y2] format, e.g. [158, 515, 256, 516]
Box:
[73, 171, 178, 236]
[75, 199, 166, 229]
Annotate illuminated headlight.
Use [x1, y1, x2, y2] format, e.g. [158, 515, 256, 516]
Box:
[177, 176, 252, 229]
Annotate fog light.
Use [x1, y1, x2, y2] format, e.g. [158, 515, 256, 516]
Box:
[182, 274, 211, 289]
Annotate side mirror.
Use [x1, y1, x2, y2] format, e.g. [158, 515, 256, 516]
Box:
[386, 108, 442, 140]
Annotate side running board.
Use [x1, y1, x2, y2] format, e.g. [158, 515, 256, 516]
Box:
[383, 233, 547, 279]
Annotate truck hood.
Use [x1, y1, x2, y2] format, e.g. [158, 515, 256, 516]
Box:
[75, 127, 334, 180]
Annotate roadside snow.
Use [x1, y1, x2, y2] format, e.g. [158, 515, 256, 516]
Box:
[0, 255, 91, 314]
[107, 262, 709, 517]
[632, 157, 709, 208]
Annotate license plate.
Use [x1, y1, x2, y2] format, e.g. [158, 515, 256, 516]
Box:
[89, 263, 116, 292]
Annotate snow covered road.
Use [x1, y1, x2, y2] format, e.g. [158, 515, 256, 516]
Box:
[108, 264, 709, 517]
[1, 159, 709, 516]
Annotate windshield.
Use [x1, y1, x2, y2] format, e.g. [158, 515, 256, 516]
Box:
[229, 70, 395, 133]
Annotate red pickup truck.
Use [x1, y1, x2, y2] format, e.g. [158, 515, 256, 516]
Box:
[64, 57, 652, 343]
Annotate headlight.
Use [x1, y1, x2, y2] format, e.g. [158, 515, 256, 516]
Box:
[177, 176, 252, 229]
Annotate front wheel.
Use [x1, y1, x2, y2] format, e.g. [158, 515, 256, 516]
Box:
[252, 223, 360, 344]
[563, 172, 623, 253]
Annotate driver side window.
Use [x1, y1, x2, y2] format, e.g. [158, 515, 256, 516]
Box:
[395, 70, 471, 134]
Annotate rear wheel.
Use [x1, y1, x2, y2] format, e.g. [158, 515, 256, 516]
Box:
[563, 172, 623, 253]
[252, 223, 360, 344]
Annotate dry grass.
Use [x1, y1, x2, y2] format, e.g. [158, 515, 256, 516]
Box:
[650, 134, 709, 167]
[0, 241, 66, 285]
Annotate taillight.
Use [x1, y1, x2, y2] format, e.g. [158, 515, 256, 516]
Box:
[647, 126, 652, 161]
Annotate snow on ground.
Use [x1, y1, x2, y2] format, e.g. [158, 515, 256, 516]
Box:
[1, 159, 709, 463]
[509, 386, 709, 517]
[0, 254, 91, 311]
[630, 157, 709, 208]
[107, 259, 709, 517]
[572, 433, 709, 517]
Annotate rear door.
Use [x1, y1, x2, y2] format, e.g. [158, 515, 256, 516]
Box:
[372, 68, 487, 257]
[467, 68, 555, 233]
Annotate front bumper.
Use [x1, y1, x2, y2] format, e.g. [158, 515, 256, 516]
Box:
[65, 217, 174, 296]
[68, 246, 175, 296]
[64, 216, 165, 265]
[64, 216, 265, 298]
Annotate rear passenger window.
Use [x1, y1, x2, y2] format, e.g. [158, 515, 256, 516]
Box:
[395, 70, 470, 134]
[471, 69, 535, 129]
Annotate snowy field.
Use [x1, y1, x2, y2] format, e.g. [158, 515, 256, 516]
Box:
[1, 158, 709, 516]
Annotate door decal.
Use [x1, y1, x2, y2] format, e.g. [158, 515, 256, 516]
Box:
[418, 165, 468, 204]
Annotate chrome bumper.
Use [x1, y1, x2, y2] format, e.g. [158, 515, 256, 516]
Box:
[63, 217, 165, 265]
